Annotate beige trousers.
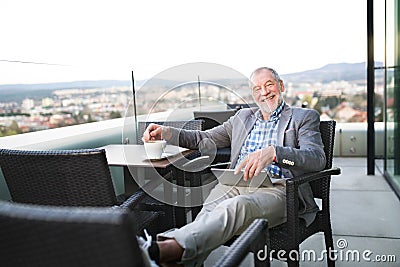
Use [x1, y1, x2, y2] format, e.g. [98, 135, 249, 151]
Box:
[157, 183, 286, 266]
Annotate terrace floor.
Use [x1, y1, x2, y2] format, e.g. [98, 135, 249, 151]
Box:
[205, 157, 400, 266]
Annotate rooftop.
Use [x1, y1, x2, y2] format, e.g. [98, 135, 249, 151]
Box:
[0, 118, 398, 266]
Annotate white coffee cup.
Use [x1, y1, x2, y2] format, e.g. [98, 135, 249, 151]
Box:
[144, 140, 167, 159]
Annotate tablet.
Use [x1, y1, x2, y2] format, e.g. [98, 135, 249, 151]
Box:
[211, 168, 274, 188]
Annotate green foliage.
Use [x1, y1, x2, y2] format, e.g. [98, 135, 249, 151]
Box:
[0, 120, 22, 136]
[319, 96, 341, 109]
[110, 111, 122, 119]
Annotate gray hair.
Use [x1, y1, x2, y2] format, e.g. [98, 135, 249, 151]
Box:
[250, 67, 281, 82]
[249, 67, 283, 91]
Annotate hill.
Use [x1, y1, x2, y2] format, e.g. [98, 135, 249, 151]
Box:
[0, 80, 131, 102]
[280, 62, 378, 83]
[0, 79, 131, 92]
[0, 62, 381, 102]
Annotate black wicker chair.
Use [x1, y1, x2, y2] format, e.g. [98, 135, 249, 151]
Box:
[216, 120, 341, 267]
[193, 110, 236, 131]
[193, 110, 235, 164]
[267, 120, 340, 267]
[215, 219, 269, 267]
[0, 148, 158, 233]
[226, 103, 257, 111]
[0, 200, 151, 267]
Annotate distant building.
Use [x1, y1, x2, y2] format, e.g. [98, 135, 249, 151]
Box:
[42, 97, 54, 108]
[335, 103, 367, 122]
[22, 98, 34, 113]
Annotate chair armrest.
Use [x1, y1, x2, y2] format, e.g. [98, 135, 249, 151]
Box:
[284, 167, 340, 229]
[215, 219, 269, 267]
[209, 161, 231, 169]
[181, 155, 212, 172]
[119, 189, 147, 210]
[119, 175, 166, 210]
[288, 167, 341, 186]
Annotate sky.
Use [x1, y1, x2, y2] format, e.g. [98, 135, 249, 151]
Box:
[0, 0, 369, 85]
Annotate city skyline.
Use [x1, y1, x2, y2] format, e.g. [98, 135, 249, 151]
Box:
[0, 58, 381, 136]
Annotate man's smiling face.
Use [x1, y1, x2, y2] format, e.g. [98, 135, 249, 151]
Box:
[250, 68, 284, 119]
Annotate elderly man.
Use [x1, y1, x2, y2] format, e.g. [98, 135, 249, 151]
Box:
[142, 67, 326, 266]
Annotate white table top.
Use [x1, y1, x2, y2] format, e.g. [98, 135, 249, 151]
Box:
[99, 144, 192, 169]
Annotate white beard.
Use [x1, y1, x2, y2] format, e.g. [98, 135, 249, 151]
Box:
[258, 103, 274, 114]
[257, 95, 283, 114]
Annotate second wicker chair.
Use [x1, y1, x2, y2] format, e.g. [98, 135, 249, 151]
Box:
[0, 148, 159, 233]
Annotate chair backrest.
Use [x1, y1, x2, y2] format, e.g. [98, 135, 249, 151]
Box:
[193, 110, 236, 130]
[308, 120, 336, 199]
[226, 103, 257, 111]
[0, 201, 145, 267]
[136, 120, 203, 144]
[0, 148, 117, 207]
[319, 120, 336, 170]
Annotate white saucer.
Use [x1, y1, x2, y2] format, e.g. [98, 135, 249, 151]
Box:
[147, 152, 175, 161]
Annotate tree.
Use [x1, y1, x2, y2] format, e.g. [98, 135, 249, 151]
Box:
[374, 92, 384, 122]
[0, 120, 22, 137]
[8, 120, 22, 134]
[110, 111, 122, 119]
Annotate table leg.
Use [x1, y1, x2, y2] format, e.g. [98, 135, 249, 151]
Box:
[124, 166, 140, 197]
[185, 171, 203, 221]
[123, 163, 192, 228]
[173, 168, 187, 227]
[163, 172, 173, 204]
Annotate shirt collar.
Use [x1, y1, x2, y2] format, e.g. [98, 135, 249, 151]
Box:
[255, 101, 285, 122]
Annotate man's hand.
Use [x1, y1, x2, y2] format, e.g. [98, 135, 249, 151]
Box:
[142, 123, 172, 142]
[234, 146, 276, 181]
